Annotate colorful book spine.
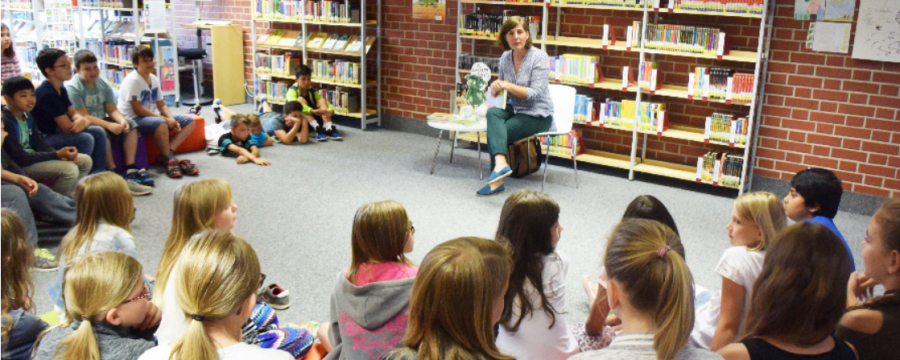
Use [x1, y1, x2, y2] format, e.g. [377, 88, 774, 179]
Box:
[549, 54, 601, 85]
[539, 130, 583, 157]
[644, 24, 725, 56]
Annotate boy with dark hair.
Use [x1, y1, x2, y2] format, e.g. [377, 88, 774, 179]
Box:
[117, 45, 199, 178]
[2, 76, 91, 199]
[285, 64, 342, 142]
[213, 99, 308, 144]
[66, 50, 152, 195]
[217, 114, 271, 166]
[783, 167, 855, 271]
[31, 48, 107, 174]
[1, 118, 76, 271]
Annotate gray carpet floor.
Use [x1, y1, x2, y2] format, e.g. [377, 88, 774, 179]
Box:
[31, 103, 872, 327]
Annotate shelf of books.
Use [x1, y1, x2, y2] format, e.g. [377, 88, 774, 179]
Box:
[73, 1, 180, 101]
[250, 0, 382, 130]
[2, 0, 78, 81]
[454, 0, 770, 193]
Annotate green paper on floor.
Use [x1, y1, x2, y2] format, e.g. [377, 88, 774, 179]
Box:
[39, 310, 60, 326]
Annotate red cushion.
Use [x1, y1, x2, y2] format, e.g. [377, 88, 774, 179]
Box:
[146, 115, 206, 164]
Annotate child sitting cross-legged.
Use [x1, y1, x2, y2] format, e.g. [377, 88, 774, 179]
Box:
[32, 251, 157, 360]
[218, 114, 271, 166]
[138, 230, 294, 360]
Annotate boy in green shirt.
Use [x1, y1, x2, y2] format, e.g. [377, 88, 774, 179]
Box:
[284, 65, 342, 142]
[66, 50, 152, 195]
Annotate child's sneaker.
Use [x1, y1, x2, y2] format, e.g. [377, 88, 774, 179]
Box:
[136, 169, 154, 187]
[165, 159, 183, 178]
[327, 126, 343, 141]
[188, 103, 202, 115]
[315, 126, 328, 142]
[212, 99, 222, 123]
[122, 171, 153, 196]
[258, 96, 268, 114]
[258, 283, 291, 310]
[33, 248, 58, 272]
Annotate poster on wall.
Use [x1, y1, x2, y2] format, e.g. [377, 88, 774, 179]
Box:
[807, 22, 851, 53]
[794, 0, 855, 21]
[412, 0, 445, 21]
[852, 0, 900, 63]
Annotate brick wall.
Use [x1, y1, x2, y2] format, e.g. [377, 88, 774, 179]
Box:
[172, 0, 899, 199]
[756, 0, 900, 199]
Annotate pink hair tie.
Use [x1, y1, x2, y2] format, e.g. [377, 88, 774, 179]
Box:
[657, 245, 671, 258]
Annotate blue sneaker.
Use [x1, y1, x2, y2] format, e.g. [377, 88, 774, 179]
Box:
[486, 165, 512, 185]
[476, 184, 505, 197]
[315, 126, 328, 142]
[258, 96, 268, 114]
[212, 99, 222, 123]
[327, 127, 343, 141]
[135, 169, 155, 187]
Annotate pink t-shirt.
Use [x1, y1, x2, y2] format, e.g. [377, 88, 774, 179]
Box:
[350, 262, 417, 286]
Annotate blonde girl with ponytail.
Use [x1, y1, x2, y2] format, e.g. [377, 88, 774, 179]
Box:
[570, 219, 721, 360]
[154, 179, 237, 345]
[138, 230, 293, 360]
[47, 173, 160, 330]
[32, 251, 156, 360]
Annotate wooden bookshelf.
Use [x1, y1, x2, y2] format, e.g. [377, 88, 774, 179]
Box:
[251, 0, 382, 130]
[453, 0, 769, 193]
[460, 0, 544, 7]
[254, 18, 378, 27]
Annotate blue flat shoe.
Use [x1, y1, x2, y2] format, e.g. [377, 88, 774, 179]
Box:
[476, 184, 505, 197]
[486, 165, 512, 185]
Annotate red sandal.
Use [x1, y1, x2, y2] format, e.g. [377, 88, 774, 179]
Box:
[166, 159, 182, 178]
[178, 159, 199, 176]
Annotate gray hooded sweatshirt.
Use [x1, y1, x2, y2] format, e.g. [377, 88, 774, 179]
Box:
[323, 271, 415, 360]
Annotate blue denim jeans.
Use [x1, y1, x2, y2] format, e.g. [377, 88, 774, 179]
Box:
[43, 125, 108, 174]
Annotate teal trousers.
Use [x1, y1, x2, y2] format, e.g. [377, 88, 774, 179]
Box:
[486, 106, 552, 168]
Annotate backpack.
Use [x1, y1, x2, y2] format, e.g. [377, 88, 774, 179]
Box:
[507, 136, 543, 178]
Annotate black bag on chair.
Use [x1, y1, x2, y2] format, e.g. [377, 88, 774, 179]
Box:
[507, 136, 544, 178]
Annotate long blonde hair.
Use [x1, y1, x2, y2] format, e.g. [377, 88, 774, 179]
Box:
[604, 219, 694, 360]
[348, 200, 413, 284]
[399, 237, 514, 360]
[733, 191, 786, 251]
[1, 210, 35, 340]
[59, 172, 134, 263]
[51, 251, 143, 360]
[154, 179, 233, 306]
[168, 230, 260, 360]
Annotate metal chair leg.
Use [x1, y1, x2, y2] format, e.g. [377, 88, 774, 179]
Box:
[430, 130, 443, 175]
[573, 137, 579, 188]
[450, 131, 456, 163]
[541, 135, 552, 193]
[477, 132, 483, 180]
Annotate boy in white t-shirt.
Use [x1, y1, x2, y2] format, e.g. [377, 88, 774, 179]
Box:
[117, 45, 199, 178]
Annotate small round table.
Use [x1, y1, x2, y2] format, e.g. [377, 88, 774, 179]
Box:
[427, 116, 487, 179]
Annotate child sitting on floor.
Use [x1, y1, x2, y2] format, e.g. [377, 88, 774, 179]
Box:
[286, 65, 342, 142]
[213, 99, 308, 144]
[318, 200, 417, 359]
[0, 210, 49, 360]
[32, 252, 157, 360]
[783, 168, 855, 271]
[217, 114, 271, 166]
[690, 192, 786, 351]
[383, 237, 514, 360]
[138, 230, 294, 360]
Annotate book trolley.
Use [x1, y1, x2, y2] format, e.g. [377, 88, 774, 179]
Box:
[249, 0, 382, 130]
[454, 0, 773, 194]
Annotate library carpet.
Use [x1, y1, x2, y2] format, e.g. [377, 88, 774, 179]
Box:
[30, 104, 870, 326]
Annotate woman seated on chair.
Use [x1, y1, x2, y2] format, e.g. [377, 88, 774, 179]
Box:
[479, 16, 554, 197]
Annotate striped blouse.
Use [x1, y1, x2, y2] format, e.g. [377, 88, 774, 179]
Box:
[498, 46, 554, 118]
[1, 55, 23, 84]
